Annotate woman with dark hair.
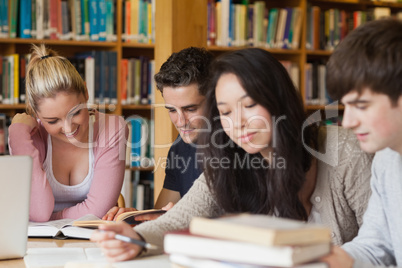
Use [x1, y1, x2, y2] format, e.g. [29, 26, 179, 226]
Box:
[201, 48, 314, 220]
[91, 48, 373, 262]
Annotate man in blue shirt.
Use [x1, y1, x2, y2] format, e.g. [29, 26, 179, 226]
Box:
[103, 47, 213, 219]
[153, 47, 213, 208]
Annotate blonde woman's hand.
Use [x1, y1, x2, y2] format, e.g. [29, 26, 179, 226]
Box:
[11, 113, 38, 133]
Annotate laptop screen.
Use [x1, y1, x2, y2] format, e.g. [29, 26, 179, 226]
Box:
[0, 155, 32, 260]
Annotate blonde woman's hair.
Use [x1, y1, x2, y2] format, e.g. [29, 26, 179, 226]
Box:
[26, 44, 87, 116]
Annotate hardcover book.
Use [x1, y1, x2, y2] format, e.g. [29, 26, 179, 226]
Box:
[165, 229, 331, 267]
[189, 213, 331, 247]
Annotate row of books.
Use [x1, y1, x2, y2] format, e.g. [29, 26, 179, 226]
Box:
[306, 6, 402, 51]
[0, 0, 117, 41]
[0, 50, 118, 105]
[0, 54, 28, 105]
[71, 50, 118, 105]
[165, 214, 331, 268]
[131, 171, 154, 210]
[125, 116, 154, 168]
[305, 61, 329, 106]
[121, 56, 155, 105]
[122, 0, 155, 44]
[207, 0, 303, 49]
[0, 114, 10, 155]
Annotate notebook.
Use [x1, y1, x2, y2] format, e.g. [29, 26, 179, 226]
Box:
[0, 155, 32, 260]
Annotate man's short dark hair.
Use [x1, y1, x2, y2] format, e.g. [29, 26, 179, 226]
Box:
[326, 18, 402, 104]
[154, 47, 214, 96]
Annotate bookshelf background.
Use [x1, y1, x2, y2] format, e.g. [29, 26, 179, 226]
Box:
[1, 0, 402, 205]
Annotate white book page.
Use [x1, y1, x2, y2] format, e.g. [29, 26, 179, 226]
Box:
[28, 214, 102, 238]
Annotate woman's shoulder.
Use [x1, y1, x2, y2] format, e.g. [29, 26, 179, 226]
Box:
[318, 125, 373, 168]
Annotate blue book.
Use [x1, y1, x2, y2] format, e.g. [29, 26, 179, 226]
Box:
[97, 0, 107, 41]
[1, 0, 9, 37]
[89, 0, 99, 40]
[138, 0, 147, 43]
[19, 0, 32, 38]
[282, 7, 293, 49]
[105, 0, 114, 40]
[228, 3, 234, 46]
[130, 118, 143, 167]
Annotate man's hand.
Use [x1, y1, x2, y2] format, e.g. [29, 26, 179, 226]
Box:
[12, 113, 38, 133]
[90, 222, 143, 262]
[134, 202, 174, 222]
[321, 246, 354, 268]
[102, 207, 138, 221]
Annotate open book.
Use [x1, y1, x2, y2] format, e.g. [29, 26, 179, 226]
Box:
[28, 214, 100, 239]
[72, 209, 166, 228]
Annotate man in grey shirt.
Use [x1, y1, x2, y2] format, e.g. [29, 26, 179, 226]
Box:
[322, 19, 402, 268]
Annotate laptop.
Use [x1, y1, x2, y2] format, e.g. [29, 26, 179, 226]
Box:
[0, 155, 32, 260]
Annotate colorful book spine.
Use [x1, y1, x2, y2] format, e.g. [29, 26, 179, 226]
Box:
[89, 0, 99, 40]
[81, 0, 90, 37]
[97, 0, 107, 41]
[19, 0, 32, 38]
[9, 0, 19, 38]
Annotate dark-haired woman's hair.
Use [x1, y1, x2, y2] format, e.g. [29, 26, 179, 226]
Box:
[199, 48, 316, 221]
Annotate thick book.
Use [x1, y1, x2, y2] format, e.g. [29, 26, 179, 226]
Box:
[189, 213, 331, 247]
[73, 209, 166, 227]
[169, 254, 329, 268]
[28, 214, 99, 239]
[164, 230, 331, 267]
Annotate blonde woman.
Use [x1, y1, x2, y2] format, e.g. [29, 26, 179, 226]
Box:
[8, 44, 128, 222]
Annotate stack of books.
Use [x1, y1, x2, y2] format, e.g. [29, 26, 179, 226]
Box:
[164, 213, 332, 268]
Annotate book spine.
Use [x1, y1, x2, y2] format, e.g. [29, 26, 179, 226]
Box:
[19, 0, 33, 38]
[108, 51, 117, 104]
[9, 0, 18, 38]
[97, 0, 106, 41]
[120, 58, 128, 105]
[81, 0, 90, 37]
[85, 56, 95, 104]
[89, 0, 98, 40]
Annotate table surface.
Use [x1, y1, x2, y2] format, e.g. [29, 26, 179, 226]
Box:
[0, 238, 171, 268]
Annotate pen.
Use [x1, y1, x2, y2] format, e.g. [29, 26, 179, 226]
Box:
[114, 234, 158, 250]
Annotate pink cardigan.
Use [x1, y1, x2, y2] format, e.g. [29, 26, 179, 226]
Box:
[8, 111, 128, 222]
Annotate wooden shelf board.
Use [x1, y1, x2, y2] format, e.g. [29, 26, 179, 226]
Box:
[122, 105, 152, 110]
[311, 0, 402, 7]
[122, 42, 155, 49]
[208, 45, 302, 55]
[126, 166, 154, 172]
[306, 50, 333, 56]
[0, 38, 117, 47]
[0, 104, 26, 109]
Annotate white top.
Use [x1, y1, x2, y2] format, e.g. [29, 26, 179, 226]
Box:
[308, 204, 322, 224]
[44, 115, 95, 213]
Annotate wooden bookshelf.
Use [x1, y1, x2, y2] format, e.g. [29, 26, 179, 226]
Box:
[2, 0, 400, 204]
[0, 0, 207, 205]
[206, 0, 402, 111]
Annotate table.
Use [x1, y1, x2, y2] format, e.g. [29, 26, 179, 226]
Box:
[0, 238, 170, 268]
